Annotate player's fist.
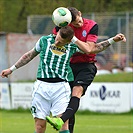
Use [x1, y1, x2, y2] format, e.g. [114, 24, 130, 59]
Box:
[0, 69, 12, 78]
[113, 33, 126, 42]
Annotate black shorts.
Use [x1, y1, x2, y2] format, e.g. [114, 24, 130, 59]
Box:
[69, 63, 97, 96]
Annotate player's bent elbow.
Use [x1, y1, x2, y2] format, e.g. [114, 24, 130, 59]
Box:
[85, 49, 96, 54]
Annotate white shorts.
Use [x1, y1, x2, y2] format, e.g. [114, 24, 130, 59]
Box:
[31, 80, 71, 120]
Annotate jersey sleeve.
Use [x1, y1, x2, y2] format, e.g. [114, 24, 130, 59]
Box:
[89, 24, 98, 35]
[86, 24, 98, 43]
[76, 47, 83, 53]
[71, 43, 84, 53]
[34, 38, 41, 52]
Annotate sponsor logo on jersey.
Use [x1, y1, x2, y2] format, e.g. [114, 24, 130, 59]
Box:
[82, 30, 87, 37]
[50, 44, 67, 56]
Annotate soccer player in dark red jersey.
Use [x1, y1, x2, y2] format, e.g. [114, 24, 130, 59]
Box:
[47, 7, 126, 133]
[66, 7, 98, 133]
[52, 7, 98, 133]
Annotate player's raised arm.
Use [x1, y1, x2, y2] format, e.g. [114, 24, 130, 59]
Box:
[0, 48, 39, 78]
[71, 33, 126, 54]
[94, 33, 126, 53]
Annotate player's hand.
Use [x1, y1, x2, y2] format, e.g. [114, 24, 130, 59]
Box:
[113, 33, 126, 42]
[0, 69, 12, 78]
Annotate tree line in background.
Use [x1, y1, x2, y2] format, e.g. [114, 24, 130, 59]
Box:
[0, 0, 133, 33]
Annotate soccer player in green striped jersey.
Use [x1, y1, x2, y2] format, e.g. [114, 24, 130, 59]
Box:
[0, 25, 126, 133]
[0, 26, 88, 133]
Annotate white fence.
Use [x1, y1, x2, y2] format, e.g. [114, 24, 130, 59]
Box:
[0, 82, 132, 113]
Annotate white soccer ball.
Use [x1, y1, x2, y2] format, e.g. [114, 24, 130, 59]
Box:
[52, 7, 72, 27]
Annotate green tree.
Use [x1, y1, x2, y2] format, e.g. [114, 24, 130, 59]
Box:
[0, 0, 132, 33]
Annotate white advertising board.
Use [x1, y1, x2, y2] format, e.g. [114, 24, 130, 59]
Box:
[11, 83, 33, 109]
[0, 83, 11, 109]
[79, 83, 132, 113]
[3, 82, 132, 112]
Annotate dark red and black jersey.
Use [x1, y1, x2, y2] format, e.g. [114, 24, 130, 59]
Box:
[53, 18, 98, 63]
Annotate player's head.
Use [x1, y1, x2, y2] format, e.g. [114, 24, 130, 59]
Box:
[67, 7, 83, 27]
[55, 26, 74, 46]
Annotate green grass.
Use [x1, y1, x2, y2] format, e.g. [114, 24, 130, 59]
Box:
[15, 72, 133, 83]
[94, 72, 133, 82]
[0, 110, 132, 133]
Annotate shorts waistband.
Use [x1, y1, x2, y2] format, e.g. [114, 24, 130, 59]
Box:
[37, 78, 65, 83]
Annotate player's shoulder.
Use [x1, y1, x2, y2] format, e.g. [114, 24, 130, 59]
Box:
[83, 18, 97, 25]
[67, 42, 78, 49]
[38, 34, 54, 47]
[40, 34, 54, 41]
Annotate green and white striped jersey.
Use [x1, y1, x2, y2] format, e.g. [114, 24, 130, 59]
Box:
[35, 34, 82, 82]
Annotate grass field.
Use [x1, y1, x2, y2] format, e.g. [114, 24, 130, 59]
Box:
[0, 109, 132, 133]
[18, 72, 133, 83]
[0, 72, 132, 133]
[94, 72, 133, 82]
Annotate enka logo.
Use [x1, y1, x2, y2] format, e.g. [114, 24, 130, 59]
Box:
[90, 85, 120, 100]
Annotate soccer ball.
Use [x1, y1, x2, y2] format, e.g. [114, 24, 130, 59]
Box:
[52, 7, 72, 27]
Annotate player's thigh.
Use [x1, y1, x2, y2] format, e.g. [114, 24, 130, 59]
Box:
[71, 63, 97, 95]
[51, 82, 71, 116]
[31, 93, 51, 119]
[31, 80, 51, 119]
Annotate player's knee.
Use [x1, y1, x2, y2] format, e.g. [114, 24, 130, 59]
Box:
[36, 124, 46, 133]
[72, 86, 83, 98]
[35, 120, 46, 133]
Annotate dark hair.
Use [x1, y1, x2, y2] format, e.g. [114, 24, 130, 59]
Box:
[55, 26, 61, 32]
[59, 26, 74, 40]
[67, 7, 79, 22]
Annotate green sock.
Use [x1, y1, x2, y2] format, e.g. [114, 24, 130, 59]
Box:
[59, 130, 70, 133]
